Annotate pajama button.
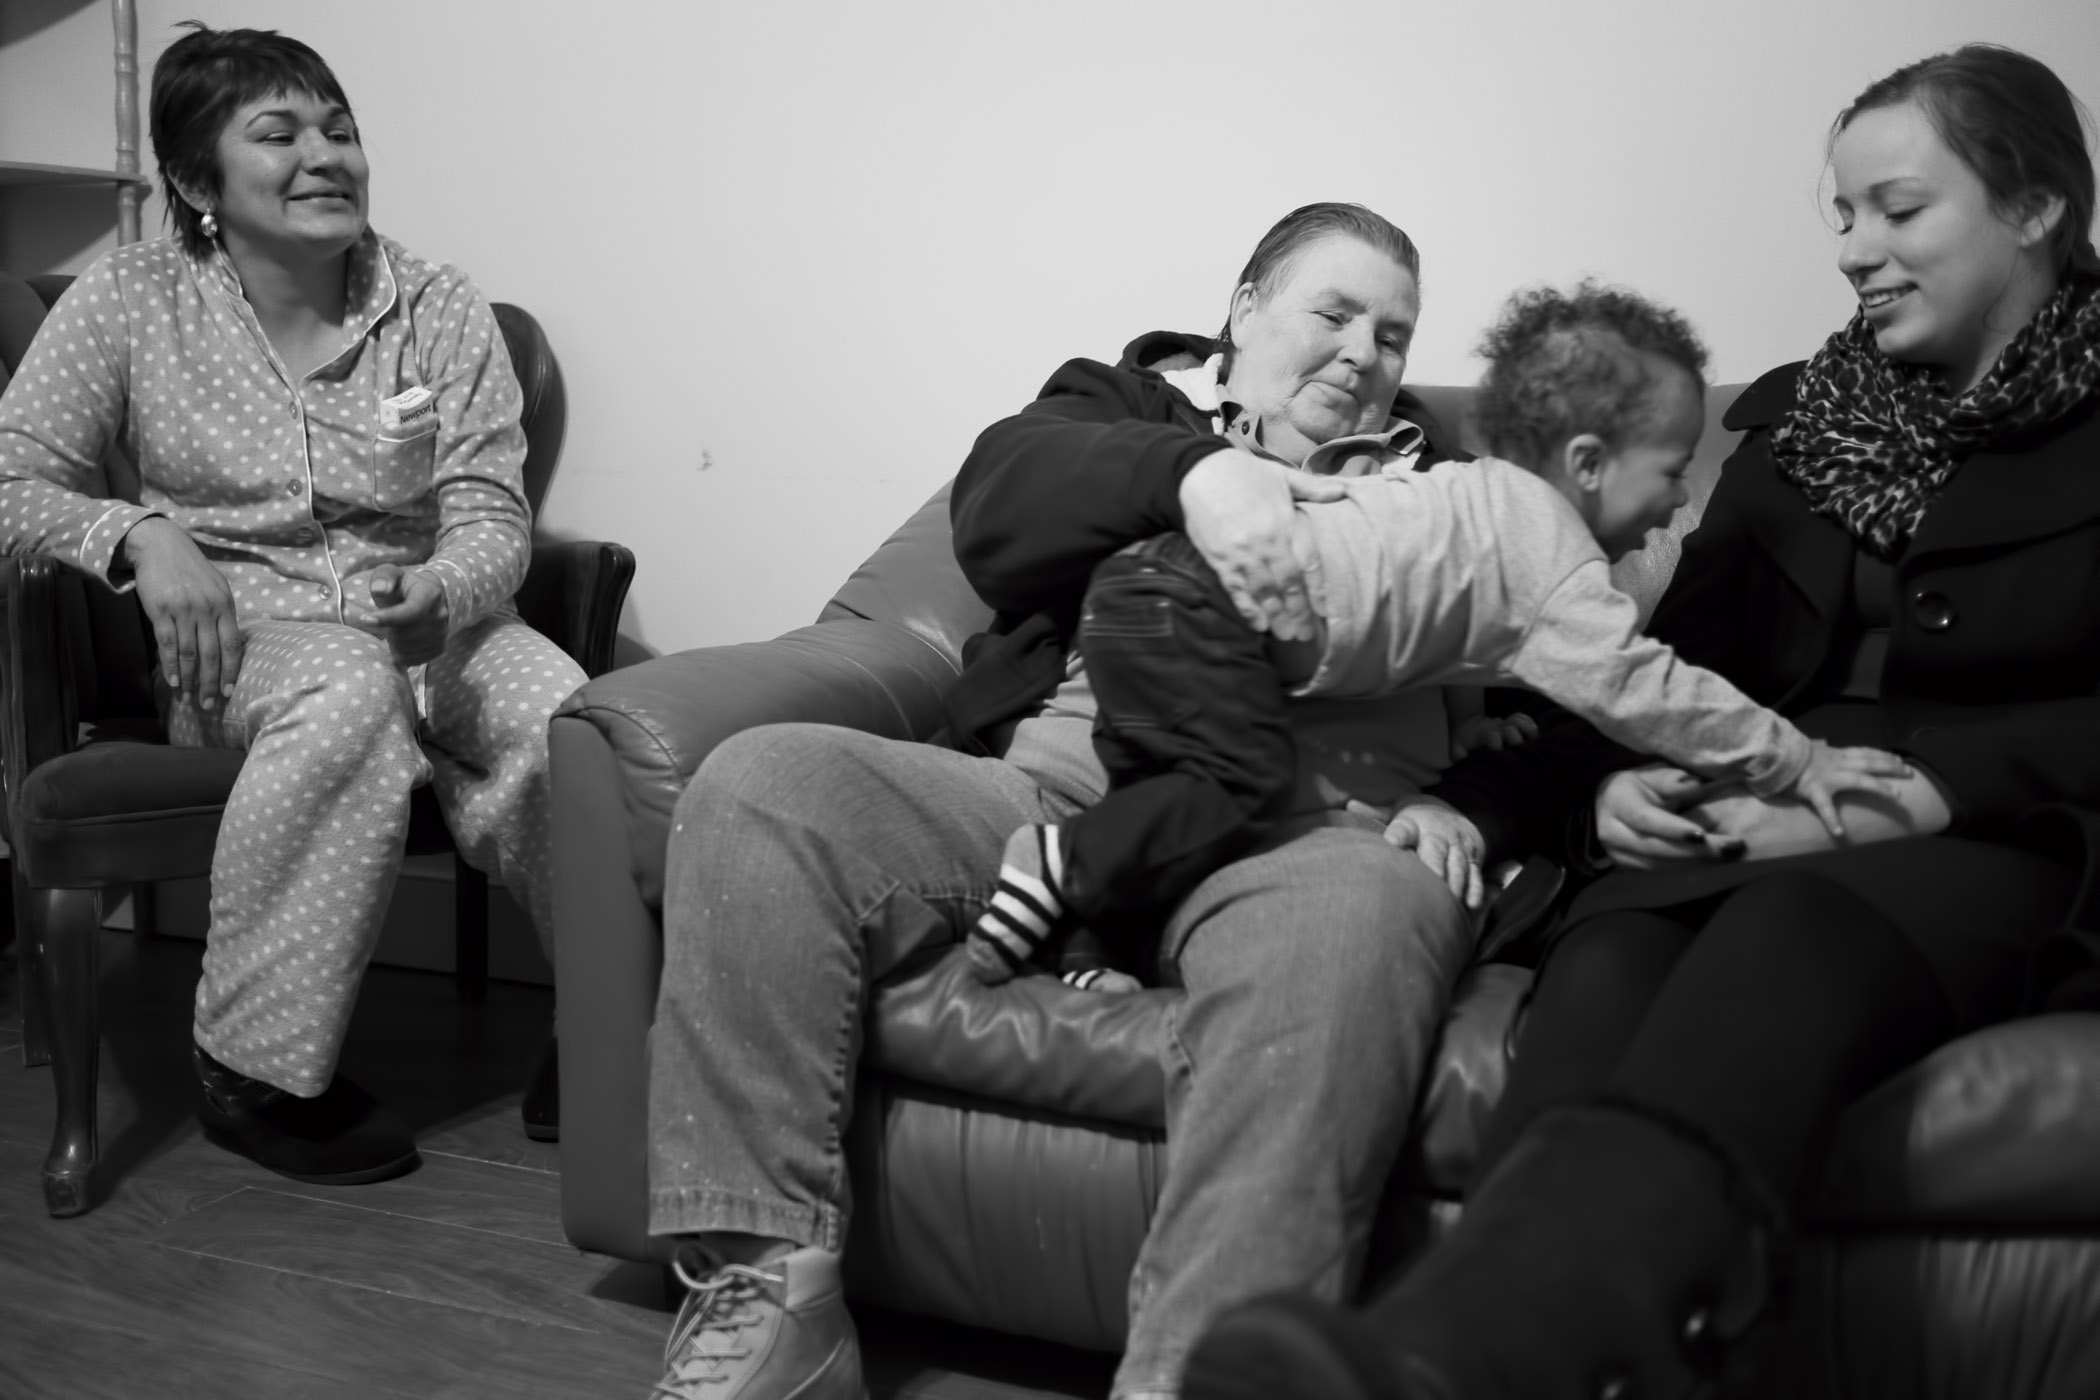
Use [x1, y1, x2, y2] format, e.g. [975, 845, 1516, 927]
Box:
[287, 478, 305, 496]
[294, 527, 317, 544]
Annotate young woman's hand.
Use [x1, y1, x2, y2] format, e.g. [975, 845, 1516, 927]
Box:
[1180, 448, 1345, 642]
[1594, 765, 1743, 869]
[123, 515, 242, 710]
[366, 564, 450, 667]
[1598, 761, 1956, 871]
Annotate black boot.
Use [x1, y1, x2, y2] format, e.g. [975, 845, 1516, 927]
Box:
[1184, 1096, 1788, 1400]
[194, 1044, 420, 1185]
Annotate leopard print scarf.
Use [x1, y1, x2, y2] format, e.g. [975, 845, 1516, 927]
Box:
[1771, 272, 2100, 559]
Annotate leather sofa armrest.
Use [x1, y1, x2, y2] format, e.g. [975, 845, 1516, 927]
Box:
[553, 616, 963, 912]
[1, 556, 79, 833]
[513, 538, 637, 679]
[867, 946, 1174, 1129]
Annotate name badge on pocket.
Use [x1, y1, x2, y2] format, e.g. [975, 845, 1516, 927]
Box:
[379, 385, 437, 433]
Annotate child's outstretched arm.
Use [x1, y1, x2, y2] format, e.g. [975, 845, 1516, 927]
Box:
[1788, 739, 1913, 840]
[1504, 562, 1904, 818]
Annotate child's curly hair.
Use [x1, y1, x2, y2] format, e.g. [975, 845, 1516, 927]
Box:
[1473, 281, 1710, 467]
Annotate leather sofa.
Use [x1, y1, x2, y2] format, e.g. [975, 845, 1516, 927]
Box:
[551, 380, 2100, 1396]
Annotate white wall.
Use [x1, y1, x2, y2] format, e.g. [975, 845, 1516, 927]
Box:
[5, 0, 2099, 655]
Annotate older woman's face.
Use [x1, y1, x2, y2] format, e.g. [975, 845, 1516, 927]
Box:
[206, 89, 369, 263]
[1831, 100, 2053, 393]
[1225, 235, 1419, 464]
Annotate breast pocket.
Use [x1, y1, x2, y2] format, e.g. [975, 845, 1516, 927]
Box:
[368, 419, 439, 511]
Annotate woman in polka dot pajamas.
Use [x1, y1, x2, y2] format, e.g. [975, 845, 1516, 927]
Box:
[0, 25, 585, 1183]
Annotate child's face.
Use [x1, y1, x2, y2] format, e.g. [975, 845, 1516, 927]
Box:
[1589, 365, 1705, 560]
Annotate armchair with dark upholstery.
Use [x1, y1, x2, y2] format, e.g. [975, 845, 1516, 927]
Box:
[0, 268, 636, 1217]
[549, 379, 2100, 1396]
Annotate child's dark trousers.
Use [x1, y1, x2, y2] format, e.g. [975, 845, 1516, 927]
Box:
[1063, 531, 1297, 925]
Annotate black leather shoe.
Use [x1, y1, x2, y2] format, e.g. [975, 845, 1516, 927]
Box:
[522, 1035, 559, 1142]
[194, 1045, 419, 1185]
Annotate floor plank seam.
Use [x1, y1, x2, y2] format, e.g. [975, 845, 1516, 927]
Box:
[175, 1182, 583, 1250]
[140, 1233, 605, 1335]
[419, 1146, 559, 1177]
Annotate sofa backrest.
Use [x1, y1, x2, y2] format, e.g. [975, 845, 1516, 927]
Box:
[818, 381, 1753, 662]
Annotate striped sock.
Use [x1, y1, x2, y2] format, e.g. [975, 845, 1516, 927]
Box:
[967, 824, 1071, 984]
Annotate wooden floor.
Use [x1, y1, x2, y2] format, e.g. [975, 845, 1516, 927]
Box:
[0, 928, 1116, 1400]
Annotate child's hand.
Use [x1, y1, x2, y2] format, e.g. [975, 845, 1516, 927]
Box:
[1381, 799, 1489, 910]
[1791, 741, 1912, 840]
[1450, 711, 1539, 763]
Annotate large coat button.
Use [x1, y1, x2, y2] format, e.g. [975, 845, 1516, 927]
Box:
[1910, 589, 1956, 632]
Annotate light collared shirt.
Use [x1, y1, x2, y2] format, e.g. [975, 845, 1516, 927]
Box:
[1159, 352, 1427, 478]
[0, 230, 530, 633]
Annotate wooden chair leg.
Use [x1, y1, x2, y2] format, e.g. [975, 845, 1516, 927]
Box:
[29, 885, 101, 1217]
[453, 853, 489, 1006]
[16, 864, 49, 1068]
[131, 881, 157, 936]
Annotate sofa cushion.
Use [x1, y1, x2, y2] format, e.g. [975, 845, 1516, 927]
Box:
[1817, 1013, 2100, 1226]
[819, 482, 992, 673]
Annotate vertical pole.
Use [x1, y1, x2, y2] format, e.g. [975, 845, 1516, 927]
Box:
[112, 0, 142, 245]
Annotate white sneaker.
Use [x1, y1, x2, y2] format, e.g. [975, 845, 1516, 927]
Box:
[650, 1243, 865, 1400]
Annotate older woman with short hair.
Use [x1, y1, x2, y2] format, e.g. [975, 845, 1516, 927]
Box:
[640, 202, 1480, 1400]
[0, 25, 583, 1184]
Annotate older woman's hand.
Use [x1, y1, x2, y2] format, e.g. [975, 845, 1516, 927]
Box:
[1180, 448, 1347, 642]
[123, 515, 243, 711]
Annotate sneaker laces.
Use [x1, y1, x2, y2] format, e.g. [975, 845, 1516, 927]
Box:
[653, 1248, 787, 1397]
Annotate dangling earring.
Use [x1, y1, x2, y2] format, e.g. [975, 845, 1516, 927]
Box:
[199, 210, 219, 241]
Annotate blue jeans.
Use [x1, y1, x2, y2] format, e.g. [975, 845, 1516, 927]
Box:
[646, 722, 1475, 1397]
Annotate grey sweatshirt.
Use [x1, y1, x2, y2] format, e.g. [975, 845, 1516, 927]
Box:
[1292, 457, 1813, 796]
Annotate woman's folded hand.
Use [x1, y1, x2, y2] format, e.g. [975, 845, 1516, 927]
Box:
[366, 564, 450, 667]
[124, 515, 243, 711]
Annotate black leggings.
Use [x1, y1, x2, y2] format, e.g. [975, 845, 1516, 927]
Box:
[1477, 870, 1955, 1208]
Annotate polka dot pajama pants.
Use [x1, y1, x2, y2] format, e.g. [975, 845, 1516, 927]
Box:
[169, 609, 586, 1096]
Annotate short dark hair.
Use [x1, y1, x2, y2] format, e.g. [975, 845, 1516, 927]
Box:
[150, 22, 355, 257]
[1473, 281, 1709, 467]
[1835, 44, 2099, 277]
[1216, 202, 1422, 379]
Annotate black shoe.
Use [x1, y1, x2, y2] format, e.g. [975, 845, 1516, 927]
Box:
[1186, 1098, 1787, 1400]
[522, 1035, 559, 1142]
[194, 1045, 419, 1185]
[1185, 1291, 1421, 1400]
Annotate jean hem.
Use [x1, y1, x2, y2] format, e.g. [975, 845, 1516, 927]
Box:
[648, 1185, 842, 1254]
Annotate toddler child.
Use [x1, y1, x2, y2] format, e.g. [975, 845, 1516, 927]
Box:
[968, 283, 1907, 985]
